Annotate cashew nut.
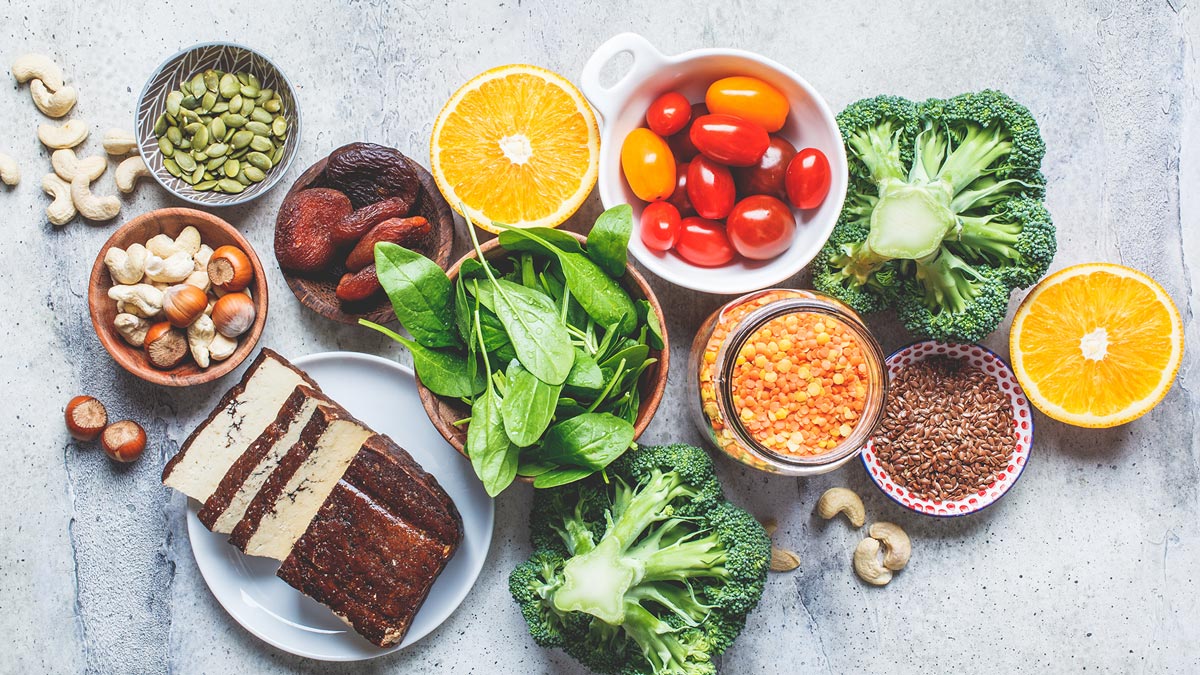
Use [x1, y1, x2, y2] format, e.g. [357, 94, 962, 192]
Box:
[853, 537, 893, 586]
[193, 244, 213, 271]
[30, 79, 77, 118]
[816, 487, 865, 528]
[12, 54, 64, 91]
[145, 233, 181, 258]
[38, 120, 89, 149]
[71, 174, 120, 221]
[144, 251, 194, 283]
[51, 149, 105, 182]
[183, 269, 210, 292]
[868, 522, 911, 571]
[107, 284, 163, 318]
[115, 156, 150, 194]
[114, 313, 150, 347]
[41, 173, 75, 225]
[208, 332, 237, 361]
[102, 129, 138, 156]
[104, 243, 148, 285]
[0, 153, 18, 186]
[770, 547, 801, 572]
[174, 226, 202, 256]
[187, 314, 215, 368]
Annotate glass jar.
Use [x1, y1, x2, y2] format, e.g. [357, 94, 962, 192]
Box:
[688, 289, 888, 476]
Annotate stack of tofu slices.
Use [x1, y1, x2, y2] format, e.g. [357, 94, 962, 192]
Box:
[162, 349, 463, 648]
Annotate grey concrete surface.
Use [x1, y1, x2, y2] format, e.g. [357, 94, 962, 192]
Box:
[1, 0, 1198, 673]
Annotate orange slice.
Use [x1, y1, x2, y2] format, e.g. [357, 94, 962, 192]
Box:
[1010, 263, 1184, 428]
[430, 64, 599, 232]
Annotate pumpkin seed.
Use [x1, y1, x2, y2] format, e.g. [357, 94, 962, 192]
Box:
[211, 101, 229, 114]
[231, 129, 254, 149]
[249, 135, 273, 153]
[191, 166, 205, 184]
[154, 113, 168, 136]
[206, 155, 226, 171]
[250, 107, 272, 125]
[189, 73, 207, 98]
[223, 159, 240, 178]
[240, 84, 259, 98]
[206, 142, 229, 157]
[245, 121, 271, 137]
[180, 94, 198, 110]
[203, 69, 219, 92]
[219, 73, 239, 98]
[271, 117, 287, 137]
[165, 126, 183, 145]
[228, 94, 243, 112]
[174, 153, 197, 172]
[208, 117, 226, 139]
[179, 138, 192, 150]
[243, 166, 266, 182]
[263, 98, 281, 113]
[222, 113, 247, 128]
[256, 88, 273, 103]
[246, 151, 272, 171]
[235, 170, 252, 186]
[272, 144, 285, 164]
[163, 158, 181, 177]
[192, 125, 209, 148]
[217, 178, 245, 193]
[158, 137, 175, 157]
[166, 91, 183, 117]
[194, 179, 217, 191]
[240, 97, 256, 116]
[199, 91, 216, 112]
[247, 73, 260, 89]
[236, 72, 250, 86]
[179, 109, 200, 123]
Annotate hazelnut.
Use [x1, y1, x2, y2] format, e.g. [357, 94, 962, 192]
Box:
[144, 322, 188, 369]
[101, 420, 146, 462]
[206, 245, 253, 292]
[161, 284, 208, 328]
[65, 395, 107, 441]
[211, 293, 255, 338]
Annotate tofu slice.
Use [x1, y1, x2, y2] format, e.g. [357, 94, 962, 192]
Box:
[162, 349, 317, 502]
[197, 385, 331, 534]
[230, 405, 374, 560]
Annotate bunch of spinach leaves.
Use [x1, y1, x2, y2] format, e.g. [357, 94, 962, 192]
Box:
[362, 204, 663, 496]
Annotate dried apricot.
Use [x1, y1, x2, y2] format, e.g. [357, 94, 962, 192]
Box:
[335, 265, 381, 302]
[330, 196, 412, 246]
[323, 142, 420, 210]
[345, 216, 431, 271]
[274, 188, 352, 274]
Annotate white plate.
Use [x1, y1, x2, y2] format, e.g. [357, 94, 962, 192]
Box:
[186, 351, 494, 661]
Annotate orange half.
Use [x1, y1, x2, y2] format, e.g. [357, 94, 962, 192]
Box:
[430, 64, 599, 232]
[1010, 263, 1183, 427]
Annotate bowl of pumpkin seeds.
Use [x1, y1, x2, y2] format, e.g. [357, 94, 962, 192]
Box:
[135, 42, 300, 206]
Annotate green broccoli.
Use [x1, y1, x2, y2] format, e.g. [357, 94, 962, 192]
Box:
[510, 444, 770, 675]
[812, 90, 1056, 343]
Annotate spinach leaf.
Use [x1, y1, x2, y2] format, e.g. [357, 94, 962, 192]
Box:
[600, 343, 650, 372]
[586, 204, 632, 278]
[501, 360, 562, 447]
[517, 459, 555, 478]
[529, 412, 635, 470]
[532, 467, 595, 489]
[374, 243, 457, 348]
[556, 397, 588, 418]
[565, 348, 604, 390]
[467, 385, 518, 497]
[498, 227, 584, 254]
[636, 299, 665, 350]
[491, 279, 574, 385]
[359, 320, 482, 397]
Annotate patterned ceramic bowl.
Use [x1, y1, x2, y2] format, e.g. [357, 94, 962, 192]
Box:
[135, 42, 300, 207]
[861, 341, 1034, 517]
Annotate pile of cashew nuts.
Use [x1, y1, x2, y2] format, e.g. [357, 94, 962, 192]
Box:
[7, 54, 153, 225]
[816, 487, 912, 586]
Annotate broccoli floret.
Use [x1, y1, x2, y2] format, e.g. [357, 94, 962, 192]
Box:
[818, 90, 1056, 343]
[510, 444, 770, 675]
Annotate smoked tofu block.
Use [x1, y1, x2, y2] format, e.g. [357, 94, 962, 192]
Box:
[197, 385, 332, 534]
[230, 405, 374, 561]
[277, 434, 463, 647]
[162, 349, 317, 502]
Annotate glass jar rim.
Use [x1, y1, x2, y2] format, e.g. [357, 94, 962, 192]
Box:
[712, 296, 888, 467]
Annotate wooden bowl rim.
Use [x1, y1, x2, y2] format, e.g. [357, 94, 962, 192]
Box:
[416, 231, 670, 457]
[277, 148, 456, 325]
[88, 207, 269, 387]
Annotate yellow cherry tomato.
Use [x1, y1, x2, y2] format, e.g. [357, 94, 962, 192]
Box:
[620, 128, 676, 202]
[705, 76, 790, 133]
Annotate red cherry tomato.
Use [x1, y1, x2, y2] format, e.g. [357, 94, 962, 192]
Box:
[667, 162, 696, 216]
[689, 114, 770, 167]
[705, 76, 790, 133]
[686, 156, 736, 220]
[675, 217, 736, 267]
[726, 195, 796, 260]
[646, 91, 692, 137]
[621, 128, 676, 202]
[733, 136, 797, 201]
[785, 147, 832, 209]
[667, 103, 707, 161]
[640, 201, 682, 252]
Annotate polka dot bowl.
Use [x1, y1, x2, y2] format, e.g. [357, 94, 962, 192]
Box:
[861, 341, 1034, 517]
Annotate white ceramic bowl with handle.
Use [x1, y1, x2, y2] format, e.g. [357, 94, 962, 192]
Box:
[580, 33, 848, 295]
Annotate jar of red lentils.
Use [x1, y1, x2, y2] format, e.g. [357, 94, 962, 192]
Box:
[689, 289, 888, 475]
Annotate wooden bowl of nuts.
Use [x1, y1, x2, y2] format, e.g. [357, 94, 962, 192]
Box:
[88, 207, 268, 387]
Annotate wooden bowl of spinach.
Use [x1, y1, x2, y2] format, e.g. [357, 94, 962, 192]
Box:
[362, 205, 668, 495]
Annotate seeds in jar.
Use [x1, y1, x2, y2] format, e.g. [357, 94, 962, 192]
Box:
[872, 356, 1016, 502]
[152, 69, 287, 194]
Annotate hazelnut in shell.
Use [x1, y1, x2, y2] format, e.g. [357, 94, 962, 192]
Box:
[144, 322, 188, 369]
[101, 420, 146, 462]
[65, 395, 108, 441]
[206, 245, 253, 292]
[211, 293, 255, 338]
[162, 284, 208, 328]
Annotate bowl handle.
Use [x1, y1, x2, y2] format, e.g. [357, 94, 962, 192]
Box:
[580, 32, 667, 122]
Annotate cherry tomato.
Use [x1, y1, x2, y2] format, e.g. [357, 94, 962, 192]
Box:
[667, 103, 707, 161]
[667, 162, 696, 216]
[687, 156, 736, 220]
[675, 217, 736, 267]
[689, 114, 770, 167]
[640, 201, 682, 252]
[621, 128, 676, 202]
[733, 136, 797, 201]
[785, 147, 832, 209]
[705, 76, 790, 133]
[646, 91, 692, 137]
[726, 195, 796, 260]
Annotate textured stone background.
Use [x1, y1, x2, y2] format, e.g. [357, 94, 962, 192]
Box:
[1, 0, 1197, 673]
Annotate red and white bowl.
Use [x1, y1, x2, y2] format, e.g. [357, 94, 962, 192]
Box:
[861, 341, 1034, 517]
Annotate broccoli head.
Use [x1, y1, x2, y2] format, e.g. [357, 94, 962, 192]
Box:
[812, 90, 1056, 342]
[510, 444, 770, 675]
